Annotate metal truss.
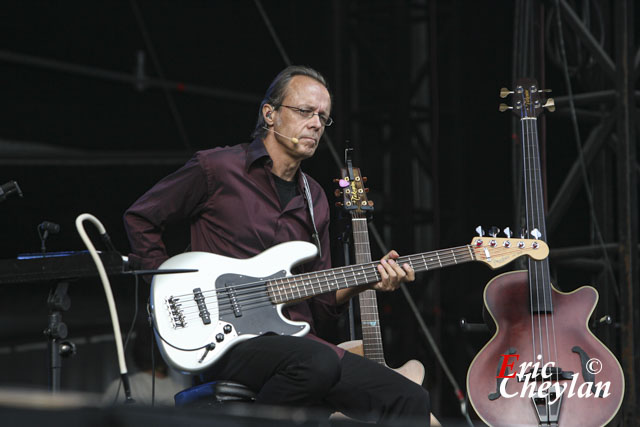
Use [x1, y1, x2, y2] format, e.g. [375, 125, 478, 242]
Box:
[332, 0, 445, 414]
[512, 1, 638, 424]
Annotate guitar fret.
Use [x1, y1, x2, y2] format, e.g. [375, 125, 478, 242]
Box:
[351, 266, 358, 288]
[262, 242, 533, 305]
[292, 277, 297, 299]
[340, 269, 348, 285]
[297, 275, 304, 299]
[276, 279, 283, 303]
[323, 270, 333, 293]
[305, 274, 322, 293]
[284, 277, 291, 301]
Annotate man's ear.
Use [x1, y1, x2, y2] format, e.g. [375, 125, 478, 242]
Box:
[263, 104, 275, 126]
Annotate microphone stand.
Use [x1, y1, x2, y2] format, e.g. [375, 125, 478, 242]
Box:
[339, 224, 355, 340]
[43, 282, 76, 393]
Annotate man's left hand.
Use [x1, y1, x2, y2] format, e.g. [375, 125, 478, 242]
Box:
[372, 250, 415, 292]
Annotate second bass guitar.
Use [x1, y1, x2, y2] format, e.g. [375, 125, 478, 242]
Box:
[466, 79, 624, 426]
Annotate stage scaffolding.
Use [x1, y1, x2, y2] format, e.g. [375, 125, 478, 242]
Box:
[512, 1, 638, 424]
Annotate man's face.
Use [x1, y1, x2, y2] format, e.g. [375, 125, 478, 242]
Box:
[271, 75, 331, 160]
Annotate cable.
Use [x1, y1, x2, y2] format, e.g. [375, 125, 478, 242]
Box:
[112, 273, 140, 405]
[368, 222, 474, 427]
[75, 213, 134, 403]
[254, 0, 291, 67]
[151, 324, 156, 407]
[129, 0, 192, 152]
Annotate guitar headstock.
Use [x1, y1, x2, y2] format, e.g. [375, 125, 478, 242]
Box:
[470, 236, 549, 269]
[499, 77, 554, 119]
[335, 166, 373, 214]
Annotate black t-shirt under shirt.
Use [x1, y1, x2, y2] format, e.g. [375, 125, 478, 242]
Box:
[272, 173, 298, 209]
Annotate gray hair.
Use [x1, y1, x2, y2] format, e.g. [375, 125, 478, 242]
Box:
[251, 65, 330, 140]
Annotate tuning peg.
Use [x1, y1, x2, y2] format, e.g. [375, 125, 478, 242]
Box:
[475, 225, 485, 237]
[364, 188, 370, 193]
[540, 89, 552, 93]
[503, 227, 512, 238]
[499, 87, 513, 98]
[335, 202, 343, 208]
[488, 226, 500, 237]
[362, 177, 368, 183]
[531, 228, 542, 240]
[499, 103, 513, 113]
[334, 189, 343, 197]
[544, 98, 555, 112]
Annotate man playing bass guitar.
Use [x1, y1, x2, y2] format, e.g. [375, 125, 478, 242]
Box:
[124, 65, 431, 424]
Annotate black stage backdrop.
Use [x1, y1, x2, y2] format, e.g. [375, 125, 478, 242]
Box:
[0, 1, 606, 424]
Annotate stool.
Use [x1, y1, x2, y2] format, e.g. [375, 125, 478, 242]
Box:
[174, 381, 257, 408]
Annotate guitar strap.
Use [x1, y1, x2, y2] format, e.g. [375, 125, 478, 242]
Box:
[301, 172, 322, 258]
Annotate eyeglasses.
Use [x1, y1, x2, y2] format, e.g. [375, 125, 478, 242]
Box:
[277, 104, 333, 127]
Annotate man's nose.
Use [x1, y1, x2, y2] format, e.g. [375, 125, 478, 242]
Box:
[307, 113, 323, 128]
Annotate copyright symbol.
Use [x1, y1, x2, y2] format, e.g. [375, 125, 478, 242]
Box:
[586, 358, 602, 375]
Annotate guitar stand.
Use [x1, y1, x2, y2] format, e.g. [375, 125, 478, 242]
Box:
[339, 224, 357, 340]
[43, 281, 76, 392]
[459, 318, 489, 334]
[591, 314, 613, 330]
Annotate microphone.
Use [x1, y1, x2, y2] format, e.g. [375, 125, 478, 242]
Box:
[263, 126, 298, 144]
[39, 221, 61, 234]
[0, 180, 23, 203]
[39, 221, 60, 253]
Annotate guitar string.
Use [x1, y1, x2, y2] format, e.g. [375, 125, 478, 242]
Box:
[165, 247, 474, 306]
[173, 250, 474, 321]
[172, 253, 469, 318]
[527, 111, 560, 388]
[165, 245, 523, 315]
[522, 99, 558, 412]
[525, 112, 552, 402]
[166, 242, 531, 304]
[351, 212, 385, 362]
[524, 107, 549, 392]
[521, 112, 541, 378]
[165, 245, 475, 299]
[169, 245, 535, 324]
[527, 115, 550, 379]
[163, 245, 535, 318]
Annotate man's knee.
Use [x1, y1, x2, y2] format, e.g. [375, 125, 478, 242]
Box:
[293, 344, 341, 395]
[400, 384, 431, 419]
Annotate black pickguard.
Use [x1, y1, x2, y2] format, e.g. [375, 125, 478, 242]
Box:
[215, 271, 306, 337]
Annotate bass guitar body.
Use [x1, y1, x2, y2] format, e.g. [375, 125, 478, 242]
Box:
[467, 271, 624, 427]
[468, 78, 624, 426]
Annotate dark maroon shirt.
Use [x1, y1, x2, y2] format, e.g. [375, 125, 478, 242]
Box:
[123, 138, 345, 356]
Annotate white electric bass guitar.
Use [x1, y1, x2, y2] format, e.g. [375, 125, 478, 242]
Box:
[151, 238, 548, 373]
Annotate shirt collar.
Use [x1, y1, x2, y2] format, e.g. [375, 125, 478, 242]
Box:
[245, 137, 306, 191]
[245, 137, 271, 171]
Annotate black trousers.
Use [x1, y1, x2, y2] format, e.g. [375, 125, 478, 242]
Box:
[201, 335, 431, 425]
